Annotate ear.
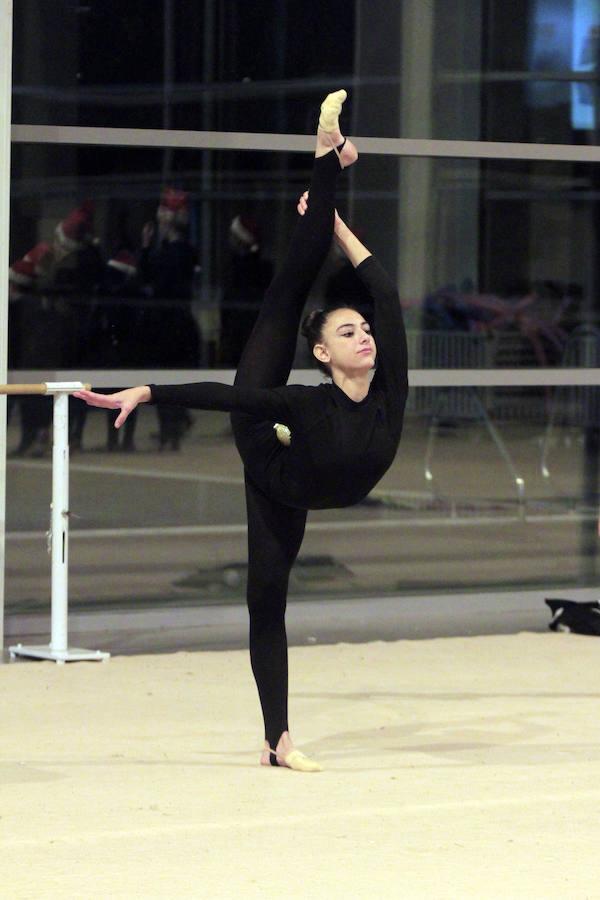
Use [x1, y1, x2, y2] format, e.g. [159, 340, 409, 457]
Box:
[313, 342, 330, 365]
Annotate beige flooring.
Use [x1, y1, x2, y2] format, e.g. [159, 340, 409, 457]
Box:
[1, 632, 599, 899]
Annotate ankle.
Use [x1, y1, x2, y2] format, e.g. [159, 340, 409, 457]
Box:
[315, 128, 343, 158]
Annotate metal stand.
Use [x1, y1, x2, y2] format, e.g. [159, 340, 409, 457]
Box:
[424, 386, 526, 518]
[4, 382, 109, 663]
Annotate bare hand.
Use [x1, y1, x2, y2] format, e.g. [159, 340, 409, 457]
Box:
[72, 386, 150, 428]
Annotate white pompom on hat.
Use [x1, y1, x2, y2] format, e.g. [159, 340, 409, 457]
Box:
[24, 241, 53, 275]
[9, 256, 36, 287]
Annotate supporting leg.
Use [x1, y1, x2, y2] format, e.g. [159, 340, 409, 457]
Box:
[244, 478, 307, 757]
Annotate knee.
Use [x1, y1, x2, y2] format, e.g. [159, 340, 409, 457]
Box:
[247, 573, 288, 621]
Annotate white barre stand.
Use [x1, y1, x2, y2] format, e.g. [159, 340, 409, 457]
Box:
[2, 382, 110, 663]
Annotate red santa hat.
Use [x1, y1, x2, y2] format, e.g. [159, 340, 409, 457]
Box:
[24, 241, 53, 275]
[55, 200, 95, 250]
[9, 256, 36, 287]
[230, 215, 260, 253]
[107, 249, 137, 278]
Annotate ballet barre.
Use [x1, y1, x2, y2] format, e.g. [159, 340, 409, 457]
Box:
[1, 382, 110, 663]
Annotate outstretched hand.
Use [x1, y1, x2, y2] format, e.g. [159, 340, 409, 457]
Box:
[72, 386, 151, 428]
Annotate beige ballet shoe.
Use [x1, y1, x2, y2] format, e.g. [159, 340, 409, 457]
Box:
[268, 746, 323, 772]
[318, 89, 347, 133]
[317, 90, 357, 169]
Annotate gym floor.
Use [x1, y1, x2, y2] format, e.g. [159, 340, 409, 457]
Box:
[2, 632, 599, 898]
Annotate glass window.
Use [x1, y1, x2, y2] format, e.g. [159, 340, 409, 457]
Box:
[12, 0, 599, 144]
[10, 147, 599, 371]
[5, 386, 600, 619]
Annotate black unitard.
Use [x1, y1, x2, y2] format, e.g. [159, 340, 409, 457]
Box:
[150, 148, 408, 753]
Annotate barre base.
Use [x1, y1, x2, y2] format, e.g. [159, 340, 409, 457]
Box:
[9, 643, 110, 664]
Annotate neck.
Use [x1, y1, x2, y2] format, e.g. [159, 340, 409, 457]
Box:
[331, 370, 371, 402]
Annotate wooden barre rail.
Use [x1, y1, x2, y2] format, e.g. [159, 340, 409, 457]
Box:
[0, 383, 91, 395]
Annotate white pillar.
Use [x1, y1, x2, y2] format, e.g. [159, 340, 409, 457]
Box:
[0, 1, 13, 656]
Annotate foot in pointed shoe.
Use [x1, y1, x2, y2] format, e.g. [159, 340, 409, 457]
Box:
[260, 731, 323, 772]
[319, 89, 347, 134]
[278, 749, 323, 772]
[316, 90, 358, 168]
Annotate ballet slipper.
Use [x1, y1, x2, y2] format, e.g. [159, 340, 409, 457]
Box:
[317, 89, 357, 169]
[267, 746, 323, 772]
[318, 89, 347, 133]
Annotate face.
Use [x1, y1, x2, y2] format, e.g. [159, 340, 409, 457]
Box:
[313, 308, 376, 375]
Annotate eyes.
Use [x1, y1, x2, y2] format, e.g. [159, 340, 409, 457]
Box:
[340, 327, 371, 338]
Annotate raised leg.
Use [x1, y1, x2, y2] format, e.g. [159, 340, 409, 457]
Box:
[233, 91, 356, 393]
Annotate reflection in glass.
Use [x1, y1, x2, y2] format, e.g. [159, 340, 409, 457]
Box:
[9, 146, 600, 371]
[11, 0, 599, 144]
[5, 387, 600, 615]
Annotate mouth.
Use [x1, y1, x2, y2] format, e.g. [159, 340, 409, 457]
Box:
[358, 348, 373, 355]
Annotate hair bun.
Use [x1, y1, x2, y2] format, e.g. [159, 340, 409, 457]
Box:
[300, 308, 323, 338]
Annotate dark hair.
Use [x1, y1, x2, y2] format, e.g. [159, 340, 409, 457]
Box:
[301, 303, 367, 376]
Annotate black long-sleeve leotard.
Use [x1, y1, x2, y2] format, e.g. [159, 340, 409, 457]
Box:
[149, 254, 408, 511]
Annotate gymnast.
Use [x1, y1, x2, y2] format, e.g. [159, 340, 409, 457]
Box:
[75, 90, 408, 772]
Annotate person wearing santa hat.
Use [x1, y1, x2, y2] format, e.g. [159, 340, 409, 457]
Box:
[48, 200, 105, 448]
[8, 251, 56, 456]
[53, 200, 95, 261]
[220, 216, 274, 366]
[138, 186, 200, 450]
[97, 249, 141, 452]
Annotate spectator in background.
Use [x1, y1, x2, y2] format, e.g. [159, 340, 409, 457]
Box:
[220, 215, 273, 366]
[49, 200, 104, 450]
[138, 187, 200, 450]
[8, 243, 55, 456]
[93, 249, 142, 451]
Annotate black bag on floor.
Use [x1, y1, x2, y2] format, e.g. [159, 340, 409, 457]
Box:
[546, 598, 600, 636]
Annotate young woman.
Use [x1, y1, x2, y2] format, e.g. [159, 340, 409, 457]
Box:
[75, 91, 408, 772]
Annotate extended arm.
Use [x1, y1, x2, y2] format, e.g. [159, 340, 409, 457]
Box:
[73, 382, 293, 429]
